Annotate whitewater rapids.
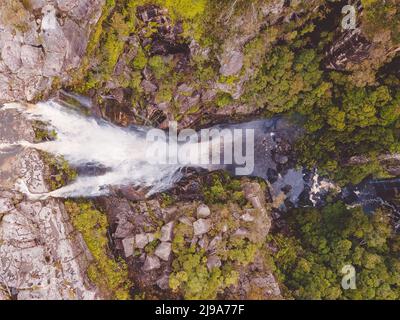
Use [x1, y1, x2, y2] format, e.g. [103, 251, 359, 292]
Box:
[0, 101, 238, 199]
[1, 102, 199, 198]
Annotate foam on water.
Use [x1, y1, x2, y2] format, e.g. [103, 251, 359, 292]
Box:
[1, 101, 211, 198]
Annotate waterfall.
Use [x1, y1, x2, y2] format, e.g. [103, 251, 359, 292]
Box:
[0, 101, 250, 199]
[0, 101, 197, 198]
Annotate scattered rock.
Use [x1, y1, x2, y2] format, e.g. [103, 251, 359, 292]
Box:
[208, 235, 222, 253]
[233, 228, 249, 238]
[250, 274, 281, 297]
[179, 216, 195, 226]
[143, 255, 161, 271]
[135, 233, 150, 249]
[154, 242, 172, 261]
[122, 237, 135, 258]
[156, 274, 170, 290]
[274, 154, 289, 165]
[177, 83, 193, 95]
[198, 235, 209, 250]
[196, 204, 211, 219]
[325, 28, 372, 71]
[160, 221, 174, 242]
[243, 182, 266, 213]
[193, 219, 211, 236]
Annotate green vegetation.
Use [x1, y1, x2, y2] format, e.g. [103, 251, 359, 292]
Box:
[169, 218, 256, 299]
[361, 0, 400, 44]
[170, 229, 240, 300]
[215, 92, 234, 108]
[268, 202, 400, 300]
[243, 46, 329, 113]
[60, 0, 400, 301]
[202, 173, 246, 206]
[40, 152, 77, 191]
[241, 10, 400, 185]
[169, 175, 269, 299]
[33, 121, 57, 143]
[65, 201, 131, 300]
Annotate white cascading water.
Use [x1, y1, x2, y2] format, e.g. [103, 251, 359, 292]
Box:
[1, 101, 225, 199]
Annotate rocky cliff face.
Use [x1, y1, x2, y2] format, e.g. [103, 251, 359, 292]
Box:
[0, 108, 99, 299]
[0, 0, 104, 104]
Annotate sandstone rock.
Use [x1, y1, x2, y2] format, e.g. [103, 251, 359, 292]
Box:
[160, 221, 174, 242]
[1, 41, 22, 73]
[0, 287, 10, 300]
[119, 185, 147, 201]
[154, 242, 172, 261]
[20, 45, 44, 75]
[143, 255, 161, 271]
[0, 197, 99, 300]
[0, 0, 104, 104]
[193, 219, 211, 236]
[196, 204, 211, 219]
